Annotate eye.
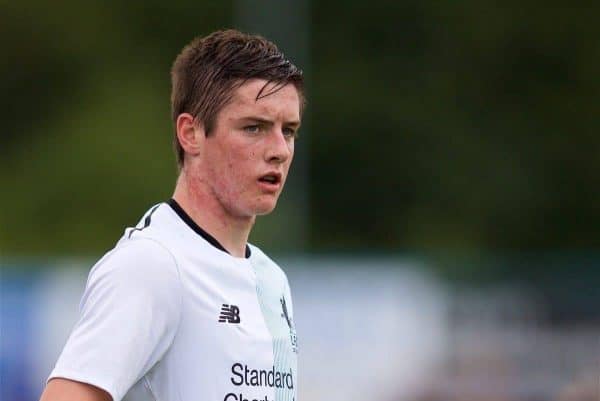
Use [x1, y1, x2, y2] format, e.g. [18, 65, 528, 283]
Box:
[244, 125, 261, 134]
[283, 127, 297, 138]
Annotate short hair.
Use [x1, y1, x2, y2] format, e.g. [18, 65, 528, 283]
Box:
[170, 29, 305, 167]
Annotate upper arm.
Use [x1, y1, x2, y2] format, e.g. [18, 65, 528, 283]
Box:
[47, 238, 182, 401]
[40, 378, 112, 401]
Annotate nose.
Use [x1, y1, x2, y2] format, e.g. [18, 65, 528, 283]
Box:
[265, 128, 292, 164]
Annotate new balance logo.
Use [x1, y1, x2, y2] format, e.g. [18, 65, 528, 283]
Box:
[219, 304, 241, 324]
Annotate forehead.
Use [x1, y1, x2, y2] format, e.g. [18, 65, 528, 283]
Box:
[226, 79, 301, 120]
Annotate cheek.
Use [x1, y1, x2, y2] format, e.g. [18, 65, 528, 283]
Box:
[210, 142, 259, 198]
[285, 144, 295, 168]
[207, 154, 237, 195]
[224, 152, 254, 191]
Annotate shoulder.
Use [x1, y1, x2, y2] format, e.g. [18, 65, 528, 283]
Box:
[86, 237, 181, 300]
[248, 244, 289, 283]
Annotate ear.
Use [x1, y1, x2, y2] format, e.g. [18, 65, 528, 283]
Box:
[176, 113, 205, 160]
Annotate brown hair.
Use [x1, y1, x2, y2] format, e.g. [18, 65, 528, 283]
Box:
[170, 29, 305, 167]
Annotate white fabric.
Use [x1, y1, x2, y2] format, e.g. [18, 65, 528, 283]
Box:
[49, 202, 298, 401]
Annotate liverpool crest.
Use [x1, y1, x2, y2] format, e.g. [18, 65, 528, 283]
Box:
[280, 296, 298, 353]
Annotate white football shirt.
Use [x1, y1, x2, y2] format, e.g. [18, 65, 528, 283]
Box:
[49, 199, 298, 401]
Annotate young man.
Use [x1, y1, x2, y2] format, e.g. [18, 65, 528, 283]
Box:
[40, 30, 303, 401]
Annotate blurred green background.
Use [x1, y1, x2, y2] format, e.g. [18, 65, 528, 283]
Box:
[2, 1, 599, 258]
[2, 0, 600, 327]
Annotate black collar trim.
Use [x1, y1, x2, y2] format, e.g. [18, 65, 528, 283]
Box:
[167, 199, 251, 258]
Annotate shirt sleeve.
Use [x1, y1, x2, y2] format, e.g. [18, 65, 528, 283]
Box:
[48, 238, 182, 401]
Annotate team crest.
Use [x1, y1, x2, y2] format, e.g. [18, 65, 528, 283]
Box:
[280, 296, 298, 353]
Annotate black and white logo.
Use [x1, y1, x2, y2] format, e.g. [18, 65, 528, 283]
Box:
[219, 304, 241, 324]
[280, 296, 298, 353]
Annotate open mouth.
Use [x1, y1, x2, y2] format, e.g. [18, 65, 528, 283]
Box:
[258, 174, 281, 185]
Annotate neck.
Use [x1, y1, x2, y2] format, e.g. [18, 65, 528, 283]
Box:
[172, 169, 255, 258]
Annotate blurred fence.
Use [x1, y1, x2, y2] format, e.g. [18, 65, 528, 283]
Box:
[1, 256, 599, 401]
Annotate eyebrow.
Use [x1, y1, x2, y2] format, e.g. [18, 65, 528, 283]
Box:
[239, 116, 301, 128]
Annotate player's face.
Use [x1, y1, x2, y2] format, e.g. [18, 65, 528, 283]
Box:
[201, 79, 301, 219]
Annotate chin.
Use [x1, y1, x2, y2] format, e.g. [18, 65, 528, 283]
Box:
[252, 200, 278, 216]
[254, 206, 277, 216]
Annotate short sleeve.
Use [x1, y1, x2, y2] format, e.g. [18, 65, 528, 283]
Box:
[49, 238, 182, 401]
